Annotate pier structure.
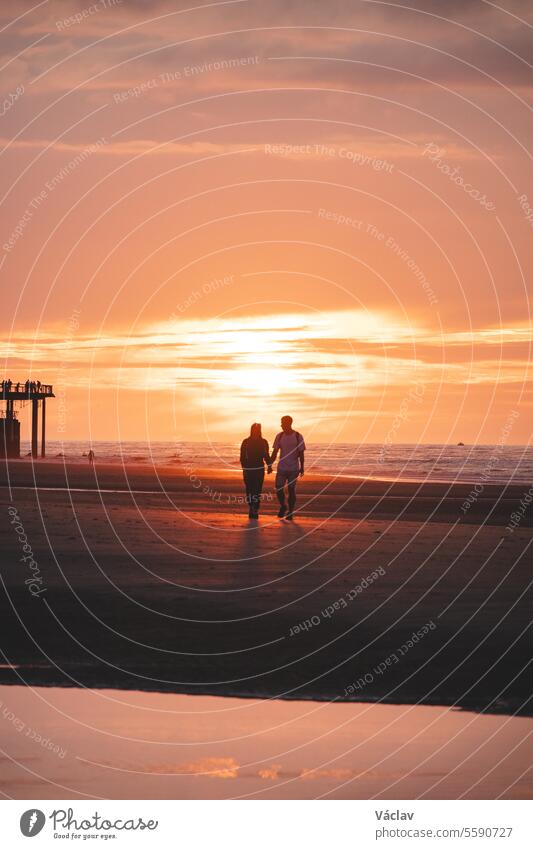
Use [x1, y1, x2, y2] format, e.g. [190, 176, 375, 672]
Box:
[0, 381, 55, 459]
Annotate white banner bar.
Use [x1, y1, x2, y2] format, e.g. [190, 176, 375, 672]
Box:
[2, 800, 531, 848]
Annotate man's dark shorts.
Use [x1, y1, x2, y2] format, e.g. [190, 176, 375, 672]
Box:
[275, 470, 299, 490]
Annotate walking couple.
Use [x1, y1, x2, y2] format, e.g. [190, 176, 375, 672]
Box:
[240, 415, 305, 521]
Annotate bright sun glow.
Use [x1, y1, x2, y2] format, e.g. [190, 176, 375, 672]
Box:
[227, 367, 289, 395]
[131, 309, 416, 402]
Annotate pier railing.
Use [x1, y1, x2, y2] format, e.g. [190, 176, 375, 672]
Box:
[0, 383, 54, 399]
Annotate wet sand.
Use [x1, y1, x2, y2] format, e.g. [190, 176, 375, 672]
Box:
[0, 461, 531, 714]
[1, 685, 532, 799]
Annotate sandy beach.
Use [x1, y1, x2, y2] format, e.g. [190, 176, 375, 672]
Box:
[0, 460, 531, 715]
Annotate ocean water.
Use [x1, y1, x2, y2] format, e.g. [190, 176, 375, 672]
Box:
[18, 440, 533, 484]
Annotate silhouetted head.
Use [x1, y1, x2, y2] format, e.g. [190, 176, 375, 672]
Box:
[281, 415, 293, 433]
[250, 422, 262, 439]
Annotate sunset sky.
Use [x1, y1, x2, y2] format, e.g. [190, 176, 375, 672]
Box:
[1, 0, 532, 444]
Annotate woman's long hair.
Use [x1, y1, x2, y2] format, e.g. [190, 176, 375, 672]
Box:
[249, 422, 262, 439]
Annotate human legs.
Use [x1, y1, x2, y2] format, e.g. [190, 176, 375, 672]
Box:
[286, 472, 298, 518]
[245, 469, 264, 517]
[275, 471, 287, 516]
[275, 471, 298, 518]
[287, 480, 297, 515]
[250, 469, 264, 516]
[243, 471, 253, 515]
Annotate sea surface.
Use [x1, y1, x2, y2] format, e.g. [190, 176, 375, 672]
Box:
[18, 440, 533, 484]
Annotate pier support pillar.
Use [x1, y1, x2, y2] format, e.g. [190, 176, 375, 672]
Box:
[31, 398, 38, 458]
[41, 398, 46, 458]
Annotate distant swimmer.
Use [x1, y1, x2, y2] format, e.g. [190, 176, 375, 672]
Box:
[240, 423, 271, 519]
[270, 415, 306, 521]
[87, 449, 94, 465]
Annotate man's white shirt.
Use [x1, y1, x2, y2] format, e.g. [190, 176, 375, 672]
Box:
[272, 431, 306, 472]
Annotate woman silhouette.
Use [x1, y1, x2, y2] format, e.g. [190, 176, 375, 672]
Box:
[240, 423, 272, 519]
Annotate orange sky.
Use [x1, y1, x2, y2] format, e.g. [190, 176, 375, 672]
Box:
[1, 0, 531, 444]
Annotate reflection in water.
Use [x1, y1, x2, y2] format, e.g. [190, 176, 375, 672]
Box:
[1, 686, 531, 800]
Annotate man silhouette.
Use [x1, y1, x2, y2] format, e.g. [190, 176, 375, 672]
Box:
[270, 415, 306, 520]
